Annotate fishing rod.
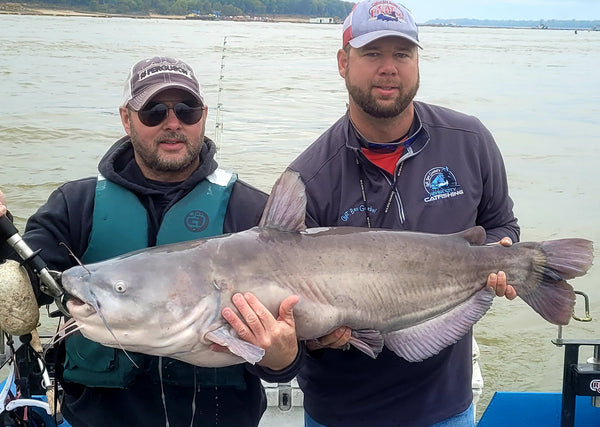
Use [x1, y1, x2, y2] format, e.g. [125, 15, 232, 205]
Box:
[215, 35, 227, 161]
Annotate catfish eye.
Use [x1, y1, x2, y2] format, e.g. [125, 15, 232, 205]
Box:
[114, 281, 127, 293]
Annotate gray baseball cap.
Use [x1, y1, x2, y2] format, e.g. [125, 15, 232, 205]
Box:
[122, 56, 204, 110]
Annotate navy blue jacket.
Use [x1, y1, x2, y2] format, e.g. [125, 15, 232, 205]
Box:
[288, 101, 520, 427]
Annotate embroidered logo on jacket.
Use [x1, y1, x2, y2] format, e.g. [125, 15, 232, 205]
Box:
[423, 166, 463, 203]
[185, 210, 209, 232]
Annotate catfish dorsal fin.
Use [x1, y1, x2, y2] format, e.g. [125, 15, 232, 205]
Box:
[259, 170, 307, 232]
[454, 226, 487, 246]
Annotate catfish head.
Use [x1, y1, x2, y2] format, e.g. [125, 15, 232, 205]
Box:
[61, 239, 265, 367]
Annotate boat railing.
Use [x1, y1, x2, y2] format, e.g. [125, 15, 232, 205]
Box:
[552, 290, 600, 427]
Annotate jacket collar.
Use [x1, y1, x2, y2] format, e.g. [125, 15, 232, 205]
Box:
[343, 103, 430, 154]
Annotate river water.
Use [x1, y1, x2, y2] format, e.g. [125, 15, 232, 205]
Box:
[1, 14, 599, 421]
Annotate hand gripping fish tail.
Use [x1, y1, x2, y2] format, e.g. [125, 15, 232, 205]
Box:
[59, 170, 595, 366]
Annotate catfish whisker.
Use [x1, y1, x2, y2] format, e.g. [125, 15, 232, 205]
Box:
[59, 241, 91, 276]
[88, 290, 139, 369]
[55, 317, 78, 338]
[47, 323, 82, 347]
[46, 318, 82, 350]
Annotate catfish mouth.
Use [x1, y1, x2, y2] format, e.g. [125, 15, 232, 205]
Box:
[66, 296, 97, 319]
[66, 295, 86, 306]
[63, 285, 99, 313]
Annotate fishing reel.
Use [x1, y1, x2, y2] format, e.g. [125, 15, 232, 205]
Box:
[0, 215, 68, 317]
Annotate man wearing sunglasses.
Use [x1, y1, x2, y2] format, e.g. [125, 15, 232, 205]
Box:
[0, 56, 301, 426]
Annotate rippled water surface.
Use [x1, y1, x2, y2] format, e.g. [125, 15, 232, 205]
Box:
[1, 14, 599, 419]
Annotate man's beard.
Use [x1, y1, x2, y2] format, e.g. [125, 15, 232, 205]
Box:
[346, 75, 419, 118]
[130, 128, 202, 173]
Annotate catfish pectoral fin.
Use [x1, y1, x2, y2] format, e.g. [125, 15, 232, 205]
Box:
[205, 326, 265, 364]
[384, 287, 495, 363]
[349, 329, 384, 358]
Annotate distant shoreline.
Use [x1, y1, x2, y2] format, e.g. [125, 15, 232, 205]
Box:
[0, 2, 308, 22]
[1, 2, 597, 30]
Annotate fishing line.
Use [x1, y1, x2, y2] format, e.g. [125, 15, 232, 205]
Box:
[158, 356, 171, 427]
[189, 371, 197, 427]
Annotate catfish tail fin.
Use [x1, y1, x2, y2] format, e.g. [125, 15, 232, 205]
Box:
[518, 238, 593, 326]
[540, 238, 594, 279]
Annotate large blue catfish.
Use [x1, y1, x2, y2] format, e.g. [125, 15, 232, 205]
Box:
[62, 171, 594, 366]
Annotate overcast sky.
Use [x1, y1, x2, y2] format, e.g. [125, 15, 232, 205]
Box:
[395, 0, 600, 21]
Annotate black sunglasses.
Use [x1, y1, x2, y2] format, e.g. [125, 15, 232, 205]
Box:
[137, 102, 205, 127]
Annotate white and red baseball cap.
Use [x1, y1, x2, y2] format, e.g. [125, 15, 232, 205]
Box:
[342, 0, 422, 49]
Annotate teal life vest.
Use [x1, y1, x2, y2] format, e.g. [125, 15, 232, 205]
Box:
[63, 170, 247, 389]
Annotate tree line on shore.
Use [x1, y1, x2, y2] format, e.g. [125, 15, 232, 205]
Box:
[14, 0, 354, 18]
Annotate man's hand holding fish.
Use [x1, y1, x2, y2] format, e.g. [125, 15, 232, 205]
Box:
[217, 292, 301, 371]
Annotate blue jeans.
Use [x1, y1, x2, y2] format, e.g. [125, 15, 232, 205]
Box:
[304, 403, 475, 427]
[430, 404, 475, 427]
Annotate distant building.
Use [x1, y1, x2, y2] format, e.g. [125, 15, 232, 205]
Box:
[186, 10, 220, 20]
[309, 17, 338, 24]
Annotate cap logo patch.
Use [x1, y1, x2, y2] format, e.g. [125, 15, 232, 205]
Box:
[138, 60, 193, 82]
[368, 1, 405, 23]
